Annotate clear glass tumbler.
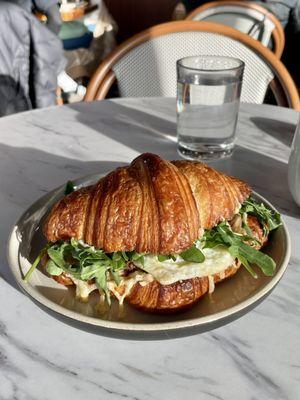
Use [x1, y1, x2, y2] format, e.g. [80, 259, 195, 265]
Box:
[177, 56, 244, 160]
[288, 116, 300, 206]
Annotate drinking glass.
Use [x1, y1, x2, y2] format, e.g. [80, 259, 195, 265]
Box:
[177, 55, 245, 160]
[288, 116, 300, 206]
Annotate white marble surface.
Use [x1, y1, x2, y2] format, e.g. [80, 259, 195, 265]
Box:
[0, 98, 300, 400]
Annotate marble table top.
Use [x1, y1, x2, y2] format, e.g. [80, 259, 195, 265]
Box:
[0, 98, 299, 400]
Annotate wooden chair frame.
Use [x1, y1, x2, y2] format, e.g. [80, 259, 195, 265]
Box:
[85, 21, 299, 110]
[186, 1, 285, 58]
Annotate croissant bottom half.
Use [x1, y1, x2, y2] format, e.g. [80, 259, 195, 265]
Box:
[126, 262, 241, 313]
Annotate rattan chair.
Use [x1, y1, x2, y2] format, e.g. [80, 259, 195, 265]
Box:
[85, 21, 299, 110]
[186, 1, 285, 58]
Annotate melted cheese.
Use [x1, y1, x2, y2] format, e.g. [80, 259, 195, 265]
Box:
[67, 271, 152, 304]
[208, 275, 215, 293]
[66, 275, 97, 302]
[66, 246, 234, 302]
[108, 271, 153, 305]
[135, 246, 234, 285]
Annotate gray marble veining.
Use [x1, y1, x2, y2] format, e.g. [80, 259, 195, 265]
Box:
[0, 98, 299, 400]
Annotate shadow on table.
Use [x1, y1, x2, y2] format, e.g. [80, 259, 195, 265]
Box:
[211, 146, 300, 218]
[0, 143, 126, 294]
[68, 100, 178, 159]
[250, 117, 296, 147]
[70, 100, 299, 218]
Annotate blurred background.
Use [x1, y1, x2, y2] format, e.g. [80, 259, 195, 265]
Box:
[0, 0, 299, 117]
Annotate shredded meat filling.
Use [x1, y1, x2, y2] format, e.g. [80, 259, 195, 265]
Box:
[122, 261, 141, 277]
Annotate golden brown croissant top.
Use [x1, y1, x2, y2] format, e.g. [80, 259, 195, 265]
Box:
[44, 153, 251, 254]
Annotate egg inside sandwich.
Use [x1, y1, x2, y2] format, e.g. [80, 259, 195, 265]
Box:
[24, 154, 281, 313]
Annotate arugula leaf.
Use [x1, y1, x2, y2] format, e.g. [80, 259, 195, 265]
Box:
[112, 252, 126, 270]
[121, 251, 129, 261]
[23, 244, 50, 282]
[129, 251, 145, 266]
[47, 244, 69, 269]
[240, 197, 281, 236]
[158, 255, 172, 262]
[203, 221, 276, 278]
[228, 245, 258, 279]
[95, 267, 111, 305]
[237, 242, 275, 276]
[110, 269, 121, 285]
[65, 181, 75, 195]
[180, 245, 205, 263]
[80, 262, 105, 280]
[46, 259, 63, 276]
[157, 254, 177, 262]
[240, 212, 260, 246]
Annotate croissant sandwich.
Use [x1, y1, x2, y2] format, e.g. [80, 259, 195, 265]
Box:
[25, 153, 281, 313]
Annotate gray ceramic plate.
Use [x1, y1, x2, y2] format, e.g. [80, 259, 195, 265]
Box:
[7, 173, 291, 340]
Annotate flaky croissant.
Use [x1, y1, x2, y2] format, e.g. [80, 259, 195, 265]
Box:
[44, 153, 250, 254]
[126, 263, 241, 312]
[43, 153, 254, 313]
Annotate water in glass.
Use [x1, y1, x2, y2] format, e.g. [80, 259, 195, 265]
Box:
[177, 56, 244, 160]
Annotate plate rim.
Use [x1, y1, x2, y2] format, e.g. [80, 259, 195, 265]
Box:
[7, 176, 291, 332]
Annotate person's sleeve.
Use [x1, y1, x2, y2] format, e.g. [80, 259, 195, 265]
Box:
[33, 0, 59, 13]
[290, 2, 300, 32]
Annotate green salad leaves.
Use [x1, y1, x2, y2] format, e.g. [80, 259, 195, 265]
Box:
[201, 197, 282, 278]
[24, 197, 282, 300]
[179, 243, 205, 263]
[202, 222, 275, 278]
[65, 181, 76, 195]
[24, 239, 144, 304]
[239, 197, 281, 236]
[157, 244, 205, 263]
